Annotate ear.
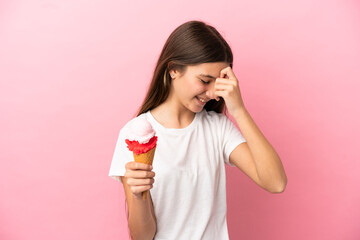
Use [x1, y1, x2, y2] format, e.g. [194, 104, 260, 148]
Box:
[169, 70, 176, 79]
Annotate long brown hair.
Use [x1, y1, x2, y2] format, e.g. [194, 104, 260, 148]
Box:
[136, 20, 233, 116]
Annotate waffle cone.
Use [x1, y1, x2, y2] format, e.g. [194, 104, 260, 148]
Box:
[133, 147, 156, 165]
[133, 147, 156, 200]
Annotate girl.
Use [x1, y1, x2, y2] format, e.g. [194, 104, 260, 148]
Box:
[109, 20, 287, 240]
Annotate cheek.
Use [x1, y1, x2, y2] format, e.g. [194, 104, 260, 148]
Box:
[192, 82, 206, 94]
[181, 79, 206, 97]
[193, 86, 206, 95]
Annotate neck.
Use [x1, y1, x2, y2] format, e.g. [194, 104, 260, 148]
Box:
[150, 95, 196, 129]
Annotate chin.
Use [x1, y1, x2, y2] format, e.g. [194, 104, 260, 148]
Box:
[187, 100, 205, 113]
[191, 106, 204, 113]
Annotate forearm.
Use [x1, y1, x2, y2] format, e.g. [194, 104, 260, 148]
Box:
[128, 193, 156, 240]
[233, 107, 287, 192]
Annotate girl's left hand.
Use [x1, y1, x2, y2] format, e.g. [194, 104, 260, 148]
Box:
[214, 66, 246, 117]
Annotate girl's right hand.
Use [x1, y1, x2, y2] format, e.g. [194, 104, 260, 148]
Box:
[124, 161, 155, 198]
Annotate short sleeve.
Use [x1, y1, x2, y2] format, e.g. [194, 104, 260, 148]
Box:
[222, 115, 247, 167]
[108, 124, 134, 183]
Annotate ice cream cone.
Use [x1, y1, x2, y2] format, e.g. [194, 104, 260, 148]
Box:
[133, 147, 156, 200]
[125, 118, 157, 201]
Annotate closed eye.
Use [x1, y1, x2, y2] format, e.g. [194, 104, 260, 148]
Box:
[200, 79, 210, 85]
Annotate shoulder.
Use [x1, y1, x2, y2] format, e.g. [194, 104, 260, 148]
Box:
[200, 110, 238, 135]
[119, 112, 148, 135]
[200, 110, 229, 124]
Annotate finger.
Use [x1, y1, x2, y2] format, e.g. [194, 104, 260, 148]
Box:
[130, 185, 153, 195]
[215, 90, 230, 98]
[126, 177, 155, 186]
[212, 94, 221, 101]
[220, 66, 236, 79]
[209, 90, 220, 101]
[216, 78, 237, 86]
[215, 84, 233, 93]
[125, 161, 153, 171]
[208, 89, 220, 101]
[215, 82, 232, 89]
[124, 170, 156, 179]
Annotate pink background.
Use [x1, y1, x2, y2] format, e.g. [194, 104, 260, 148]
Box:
[1, 0, 359, 239]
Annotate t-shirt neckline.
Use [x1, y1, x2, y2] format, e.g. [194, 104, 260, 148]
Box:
[146, 110, 201, 133]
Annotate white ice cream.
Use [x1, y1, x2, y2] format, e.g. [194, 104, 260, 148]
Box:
[126, 117, 156, 144]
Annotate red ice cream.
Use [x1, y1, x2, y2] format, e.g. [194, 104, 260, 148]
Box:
[125, 136, 158, 155]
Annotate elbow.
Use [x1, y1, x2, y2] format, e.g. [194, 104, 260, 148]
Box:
[269, 177, 287, 194]
[270, 185, 286, 194]
[271, 168, 288, 193]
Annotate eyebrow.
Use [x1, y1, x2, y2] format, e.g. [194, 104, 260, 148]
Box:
[198, 74, 216, 79]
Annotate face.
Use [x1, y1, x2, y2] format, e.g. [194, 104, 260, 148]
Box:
[169, 62, 230, 113]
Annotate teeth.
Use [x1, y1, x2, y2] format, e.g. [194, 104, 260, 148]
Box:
[198, 97, 205, 103]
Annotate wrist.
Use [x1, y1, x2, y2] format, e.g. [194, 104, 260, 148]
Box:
[231, 105, 248, 119]
[132, 192, 144, 200]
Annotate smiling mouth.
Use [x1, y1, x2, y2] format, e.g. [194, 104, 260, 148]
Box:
[196, 96, 208, 104]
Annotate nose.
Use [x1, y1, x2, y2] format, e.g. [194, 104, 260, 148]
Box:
[205, 82, 216, 100]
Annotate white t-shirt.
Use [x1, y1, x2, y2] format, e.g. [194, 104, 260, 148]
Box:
[108, 109, 246, 240]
